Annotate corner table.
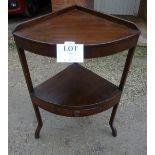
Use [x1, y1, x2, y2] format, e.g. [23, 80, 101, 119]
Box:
[13, 5, 140, 139]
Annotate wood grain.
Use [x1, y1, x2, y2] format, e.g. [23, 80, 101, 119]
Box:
[13, 6, 140, 58]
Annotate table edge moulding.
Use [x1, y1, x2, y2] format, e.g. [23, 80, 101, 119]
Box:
[13, 5, 140, 139]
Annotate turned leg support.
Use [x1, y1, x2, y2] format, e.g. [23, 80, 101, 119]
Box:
[33, 105, 43, 139]
[109, 103, 119, 137]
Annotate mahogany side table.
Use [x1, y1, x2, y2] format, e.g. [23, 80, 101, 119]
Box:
[13, 5, 140, 139]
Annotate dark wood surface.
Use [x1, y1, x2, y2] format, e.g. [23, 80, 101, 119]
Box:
[15, 9, 137, 44]
[13, 6, 140, 58]
[31, 63, 121, 112]
[13, 5, 140, 138]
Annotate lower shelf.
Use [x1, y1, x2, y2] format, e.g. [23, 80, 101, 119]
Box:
[31, 63, 121, 117]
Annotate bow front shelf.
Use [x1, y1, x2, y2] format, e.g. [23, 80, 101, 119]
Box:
[31, 63, 121, 116]
[13, 5, 140, 139]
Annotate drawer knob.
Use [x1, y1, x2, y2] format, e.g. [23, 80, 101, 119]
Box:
[74, 110, 80, 117]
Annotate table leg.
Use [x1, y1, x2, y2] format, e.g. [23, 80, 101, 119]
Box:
[109, 103, 119, 137]
[33, 105, 43, 139]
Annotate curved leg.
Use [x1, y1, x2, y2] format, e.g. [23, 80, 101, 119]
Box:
[33, 105, 43, 139]
[109, 103, 119, 137]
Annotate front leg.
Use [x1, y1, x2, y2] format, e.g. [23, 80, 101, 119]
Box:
[33, 105, 43, 139]
[109, 103, 119, 137]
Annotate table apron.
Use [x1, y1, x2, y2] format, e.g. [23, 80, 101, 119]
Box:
[14, 34, 139, 58]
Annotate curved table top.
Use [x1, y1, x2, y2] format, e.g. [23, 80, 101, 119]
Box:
[13, 5, 140, 58]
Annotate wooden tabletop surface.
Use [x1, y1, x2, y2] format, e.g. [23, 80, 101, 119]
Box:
[14, 6, 139, 45]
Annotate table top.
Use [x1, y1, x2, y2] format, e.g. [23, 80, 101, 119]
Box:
[13, 5, 140, 58]
[14, 6, 139, 44]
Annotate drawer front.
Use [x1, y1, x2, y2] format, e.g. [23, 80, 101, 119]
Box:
[32, 94, 121, 117]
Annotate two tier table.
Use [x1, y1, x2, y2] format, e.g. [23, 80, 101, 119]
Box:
[13, 5, 140, 139]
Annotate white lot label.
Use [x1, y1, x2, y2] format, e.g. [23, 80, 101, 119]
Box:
[57, 42, 84, 63]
